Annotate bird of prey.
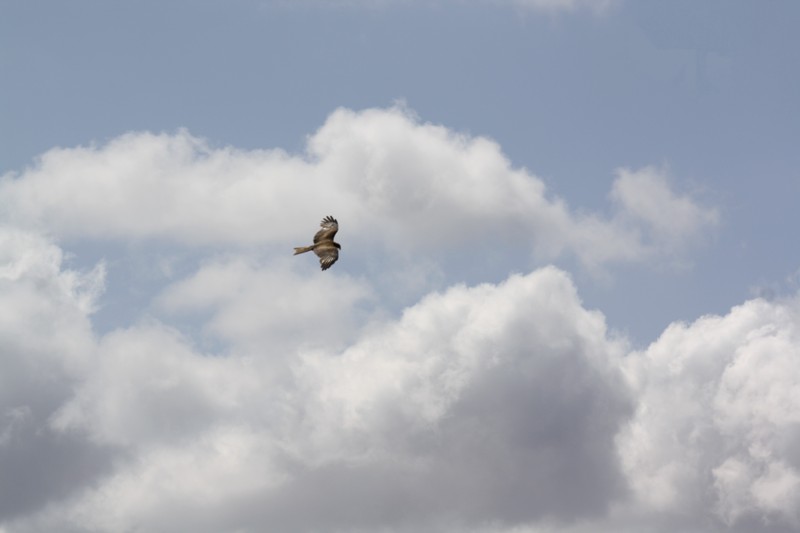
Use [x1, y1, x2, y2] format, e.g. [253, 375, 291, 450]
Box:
[293, 215, 341, 270]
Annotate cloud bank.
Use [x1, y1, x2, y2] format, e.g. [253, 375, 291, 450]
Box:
[1, 106, 795, 533]
[0, 106, 716, 274]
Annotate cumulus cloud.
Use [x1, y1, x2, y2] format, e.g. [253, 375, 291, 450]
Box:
[0, 228, 112, 522]
[1, 220, 798, 532]
[618, 295, 800, 531]
[157, 257, 374, 353]
[8, 261, 634, 532]
[0, 106, 716, 276]
[1, 106, 793, 533]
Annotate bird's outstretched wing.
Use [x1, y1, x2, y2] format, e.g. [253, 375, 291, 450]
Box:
[313, 216, 338, 243]
[314, 243, 339, 270]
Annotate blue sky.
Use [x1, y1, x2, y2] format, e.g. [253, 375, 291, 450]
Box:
[4, 0, 799, 342]
[1, 1, 799, 532]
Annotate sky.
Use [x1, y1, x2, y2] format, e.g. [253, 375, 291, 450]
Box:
[0, 1, 799, 532]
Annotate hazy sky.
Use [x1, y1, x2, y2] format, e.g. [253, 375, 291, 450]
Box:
[1, 1, 799, 532]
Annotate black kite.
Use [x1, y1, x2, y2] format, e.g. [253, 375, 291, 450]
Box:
[293, 215, 341, 271]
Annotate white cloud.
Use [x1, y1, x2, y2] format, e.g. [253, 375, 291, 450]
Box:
[0, 131, 317, 246]
[0, 228, 111, 523]
[618, 295, 800, 530]
[1, 215, 799, 532]
[0, 107, 717, 276]
[0, 228, 106, 316]
[6, 258, 635, 532]
[156, 257, 374, 353]
[51, 323, 251, 448]
[611, 165, 719, 249]
[3, 106, 794, 533]
[0, 228, 102, 384]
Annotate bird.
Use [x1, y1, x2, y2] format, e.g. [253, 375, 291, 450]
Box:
[293, 215, 341, 270]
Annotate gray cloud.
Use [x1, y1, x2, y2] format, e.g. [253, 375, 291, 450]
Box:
[4, 244, 635, 531]
[0, 229, 116, 522]
[261, 268, 633, 531]
[2, 220, 798, 533]
[0, 107, 795, 533]
[0, 420, 116, 522]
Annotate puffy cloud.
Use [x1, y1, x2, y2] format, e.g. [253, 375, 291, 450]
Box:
[1, 217, 799, 532]
[0, 107, 717, 275]
[0, 228, 112, 522]
[156, 257, 374, 353]
[51, 323, 251, 448]
[619, 295, 800, 531]
[282, 267, 633, 529]
[3, 106, 794, 533]
[610, 166, 719, 251]
[5, 256, 634, 532]
[0, 131, 316, 246]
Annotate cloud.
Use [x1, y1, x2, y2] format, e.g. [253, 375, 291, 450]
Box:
[2, 106, 791, 533]
[610, 166, 719, 249]
[0, 107, 717, 275]
[504, 0, 620, 14]
[156, 257, 374, 353]
[0, 219, 798, 532]
[0, 228, 113, 522]
[10, 264, 634, 532]
[618, 295, 800, 531]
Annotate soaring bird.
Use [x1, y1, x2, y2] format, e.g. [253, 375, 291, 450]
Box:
[293, 216, 341, 270]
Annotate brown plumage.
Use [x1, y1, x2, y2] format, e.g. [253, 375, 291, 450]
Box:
[293, 215, 341, 270]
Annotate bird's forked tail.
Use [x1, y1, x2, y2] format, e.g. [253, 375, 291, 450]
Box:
[293, 245, 314, 255]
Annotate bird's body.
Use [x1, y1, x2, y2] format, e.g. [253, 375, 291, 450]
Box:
[293, 216, 341, 270]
